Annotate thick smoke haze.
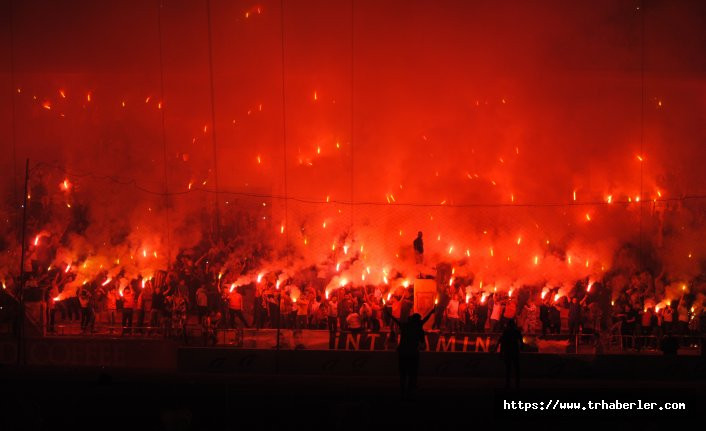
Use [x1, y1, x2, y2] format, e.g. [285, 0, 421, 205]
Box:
[1, 0, 706, 300]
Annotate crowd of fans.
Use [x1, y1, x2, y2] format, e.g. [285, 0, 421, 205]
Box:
[1, 228, 704, 351]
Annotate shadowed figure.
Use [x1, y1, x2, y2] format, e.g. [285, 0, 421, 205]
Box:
[385, 305, 436, 398]
[498, 318, 523, 389]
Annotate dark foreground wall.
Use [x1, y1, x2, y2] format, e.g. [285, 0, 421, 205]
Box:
[1, 337, 705, 380]
[178, 348, 706, 380]
[0, 337, 178, 370]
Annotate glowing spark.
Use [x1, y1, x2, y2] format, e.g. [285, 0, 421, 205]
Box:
[303, 238, 308, 245]
[257, 155, 261, 164]
[509, 289, 513, 297]
[339, 278, 347, 287]
[336, 263, 340, 272]
[366, 267, 371, 274]
[466, 249, 470, 257]
[383, 276, 389, 284]
[511, 194, 514, 203]
[229, 283, 236, 293]
[276, 280, 280, 289]
[257, 273, 264, 283]
[203, 124, 208, 133]
[636, 155, 643, 162]
[280, 224, 284, 234]
[448, 246, 454, 254]
[102, 278, 112, 286]
[541, 290, 547, 299]
[326, 195, 330, 202]
[143, 249, 147, 258]
[322, 221, 327, 228]
[218, 272, 223, 280]
[568, 256, 572, 265]
[59, 89, 66, 98]
[188, 182, 193, 190]
[336, 142, 340, 149]
[517, 237, 521, 245]
[635, 196, 640, 202]
[606, 195, 612, 204]
[688, 253, 692, 259]
[42, 101, 51, 110]
[440, 200, 446, 205]
[153, 251, 158, 258]
[573, 190, 577, 201]
[585, 260, 589, 268]
[587, 282, 593, 292]
[448, 277, 454, 287]
[657, 190, 662, 198]
[325, 290, 329, 299]
[403, 280, 410, 288]
[332, 243, 336, 251]
[157, 101, 162, 109]
[554, 294, 560, 302]
[65, 264, 71, 273]
[585, 213, 591, 221]
[534, 256, 539, 265]
[343, 245, 349, 255]
[490, 247, 494, 257]
[34, 235, 39, 246]
[86, 92, 91, 102]
[434, 297, 438, 305]
[480, 294, 487, 303]
[121, 101, 125, 108]
[314, 91, 318, 101]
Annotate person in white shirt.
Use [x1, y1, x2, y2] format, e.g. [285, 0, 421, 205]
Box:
[446, 294, 460, 333]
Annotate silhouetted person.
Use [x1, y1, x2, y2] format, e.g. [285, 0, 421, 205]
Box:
[498, 318, 523, 389]
[385, 305, 435, 398]
[413, 231, 424, 264]
[660, 333, 679, 356]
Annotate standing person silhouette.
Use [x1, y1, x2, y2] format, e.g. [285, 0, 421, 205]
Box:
[385, 304, 436, 398]
[498, 319, 523, 389]
[413, 232, 424, 264]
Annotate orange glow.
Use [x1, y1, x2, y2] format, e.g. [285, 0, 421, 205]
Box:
[636, 155, 644, 162]
[585, 213, 591, 221]
[59, 89, 66, 98]
[314, 91, 318, 101]
[86, 92, 91, 102]
[42, 101, 51, 110]
[533, 255, 539, 265]
[606, 195, 613, 204]
[573, 190, 576, 201]
[517, 236, 521, 245]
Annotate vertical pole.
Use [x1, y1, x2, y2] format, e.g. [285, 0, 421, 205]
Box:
[17, 158, 29, 366]
[206, 0, 221, 238]
[157, 0, 172, 269]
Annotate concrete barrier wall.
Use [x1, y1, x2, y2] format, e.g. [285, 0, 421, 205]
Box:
[0, 338, 178, 370]
[178, 348, 706, 380]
